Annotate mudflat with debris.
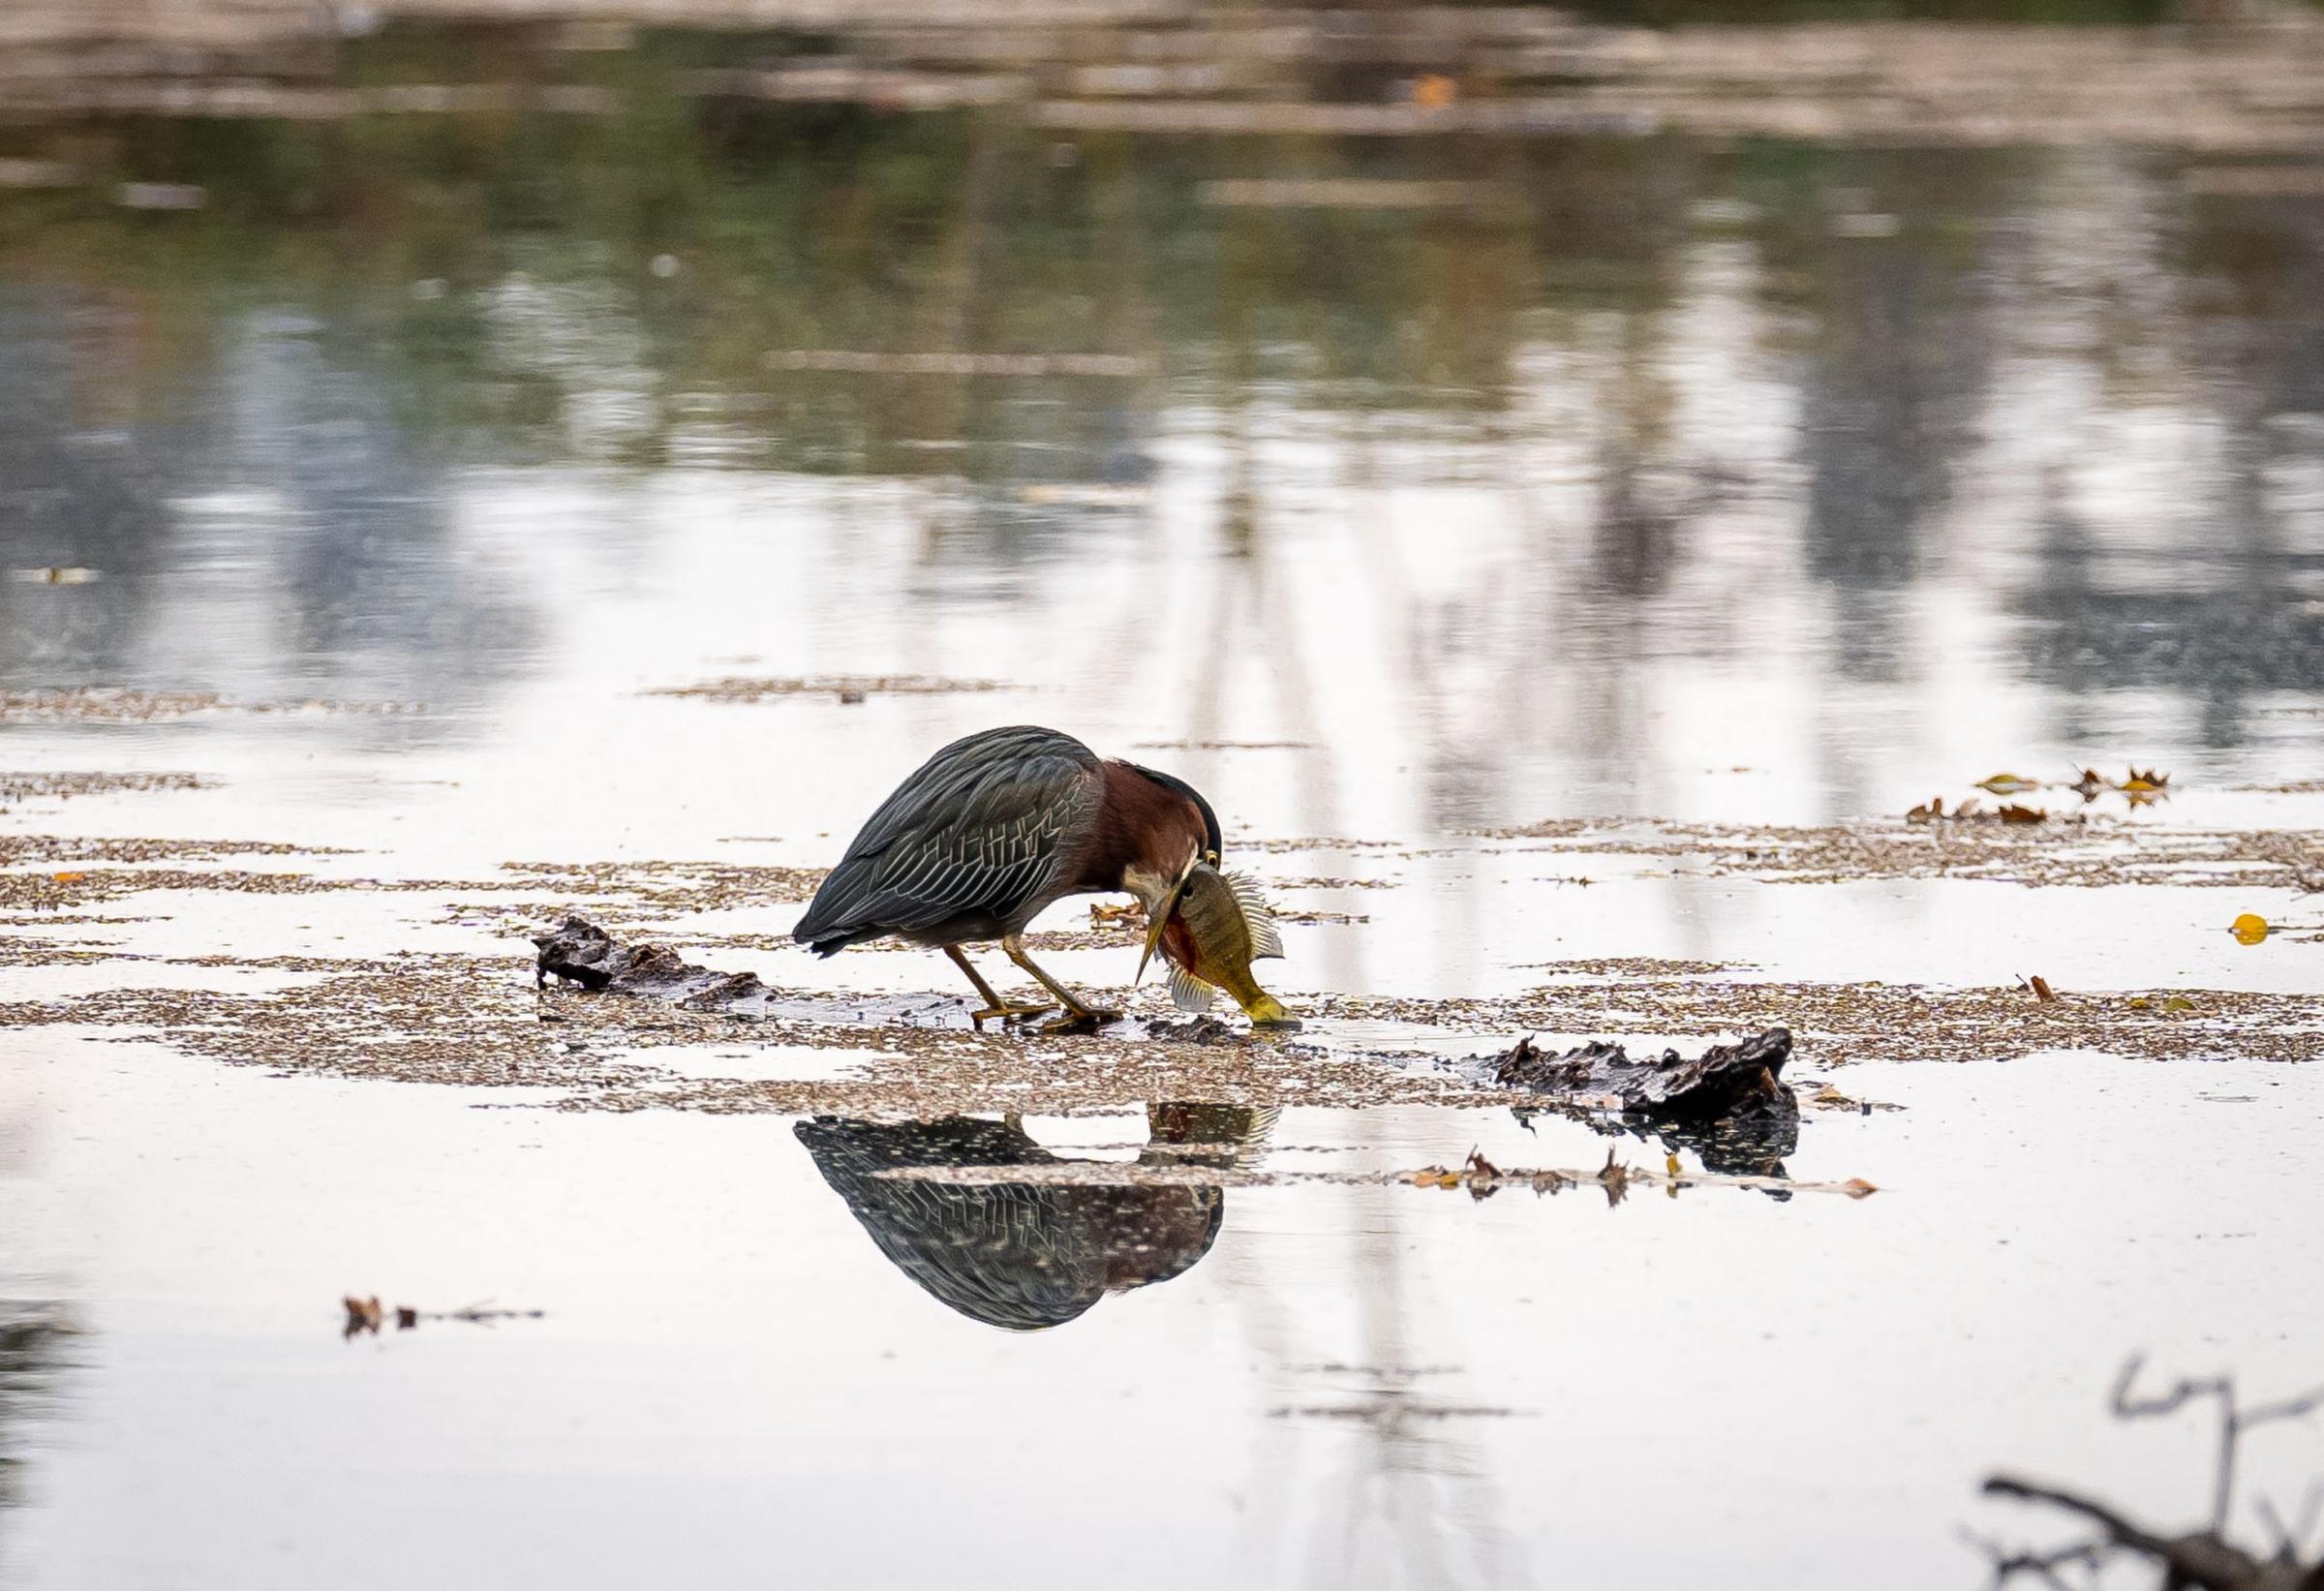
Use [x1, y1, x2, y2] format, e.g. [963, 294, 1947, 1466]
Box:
[6, 3, 2324, 1586]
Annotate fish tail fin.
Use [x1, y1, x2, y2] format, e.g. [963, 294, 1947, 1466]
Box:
[1238, 992, 1298, 1028]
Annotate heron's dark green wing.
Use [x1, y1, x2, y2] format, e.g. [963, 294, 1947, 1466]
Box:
[794, 726, 1102, 947]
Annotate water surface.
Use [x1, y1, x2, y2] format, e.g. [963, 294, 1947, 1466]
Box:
[4, 14, 2324, 1587]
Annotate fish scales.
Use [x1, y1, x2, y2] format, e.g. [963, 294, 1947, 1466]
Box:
[1159, 864, 1296, 1027]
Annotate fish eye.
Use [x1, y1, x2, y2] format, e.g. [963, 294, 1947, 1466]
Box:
[1204, 848, 1220, 865]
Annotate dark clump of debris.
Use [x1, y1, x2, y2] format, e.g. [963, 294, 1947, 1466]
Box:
[1492, 1027, 1799, 1180]
[1492, 1026, 1795, 1117]
[534, 915, 769, 1011]
[1141, 1014, 1267, 1045]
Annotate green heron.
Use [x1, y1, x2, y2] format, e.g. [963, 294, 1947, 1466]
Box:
[795, 1110, 1251, 1331]
[791, 724, 1220, 1029]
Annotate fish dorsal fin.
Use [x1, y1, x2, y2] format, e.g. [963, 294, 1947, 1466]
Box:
[1169, 963, 1216, 1014]
[1226, 871, 1283, 960]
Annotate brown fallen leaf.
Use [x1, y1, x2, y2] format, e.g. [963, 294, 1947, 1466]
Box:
[1906, 796, 1944, 822]
[1465, 1147, 1502, 1181]
[1998, 803, 2046, 824]
[1088, 901, 1142, 925]
[2070, 767, 2107, 801]
[2029, 974, 2056, 1002]
[339, 1297, 543, 1334]
[1808, 1084, 1902, 1114]
[1841, 1178, 1880, 1199]
[1597, 1147, 1632, 1206]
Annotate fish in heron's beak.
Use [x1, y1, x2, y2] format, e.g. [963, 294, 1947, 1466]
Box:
[1147, 863, 1298, 1028]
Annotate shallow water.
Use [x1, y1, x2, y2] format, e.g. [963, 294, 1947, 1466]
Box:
[4, 10, 2324, 1587]
[5, 1031, 2322, 1589]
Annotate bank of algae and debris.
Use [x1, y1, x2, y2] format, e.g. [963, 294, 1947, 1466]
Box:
[5, 784, 2321, 1148]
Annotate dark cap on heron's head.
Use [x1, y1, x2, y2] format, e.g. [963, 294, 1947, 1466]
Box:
[1123, 762, 1222, 863]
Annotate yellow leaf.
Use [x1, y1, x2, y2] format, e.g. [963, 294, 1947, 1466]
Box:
[51, 871, 83, 883]
[2231, 912, 2270, 946]
[1976, 773, 2038, 794]
[1411, 73, 1458, 109]
[2164, 995, 2196, 1014]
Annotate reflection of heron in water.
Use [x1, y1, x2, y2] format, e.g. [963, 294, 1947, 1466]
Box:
[795, 1105, 1273, 1332]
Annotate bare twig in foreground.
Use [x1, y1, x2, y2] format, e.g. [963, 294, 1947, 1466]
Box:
[1980, 1357, 2324, 1591]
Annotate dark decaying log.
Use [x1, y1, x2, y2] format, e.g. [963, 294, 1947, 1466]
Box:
[1492, 1026, 1794, 1117]
[533, 915, 769, 1010]
[1494, 1027, 1800, 1180]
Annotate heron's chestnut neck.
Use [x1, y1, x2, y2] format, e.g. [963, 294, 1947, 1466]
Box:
[1078, 760, 1210, 902]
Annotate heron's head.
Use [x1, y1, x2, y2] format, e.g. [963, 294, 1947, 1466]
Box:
[1116, 763, 1221, 983]
[1122, 762, 1222, 866]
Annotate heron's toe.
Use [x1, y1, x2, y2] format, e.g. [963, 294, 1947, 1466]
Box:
[1037, 1006, 1123, 1035]
[970, 1000, 1058, 1027]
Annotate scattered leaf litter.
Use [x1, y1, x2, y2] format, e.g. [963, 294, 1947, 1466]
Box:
[888, 1150, 1869, 1200]
[0, 689, 423, 722]
[1315, 980, 2324, 1064]
[1473, 817, 2324, 890]
[0, 771, 209, 803]
[641, 676, 1009, 703]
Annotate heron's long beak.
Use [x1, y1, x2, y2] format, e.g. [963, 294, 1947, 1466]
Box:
[1134, 861, 1198, 986]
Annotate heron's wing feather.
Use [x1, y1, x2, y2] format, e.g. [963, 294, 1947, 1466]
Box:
[795, 727, 1101, 944]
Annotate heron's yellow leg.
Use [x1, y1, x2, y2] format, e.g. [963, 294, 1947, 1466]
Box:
[1002, 934, 1121, 1031]
[944, 944, 1055, 1026]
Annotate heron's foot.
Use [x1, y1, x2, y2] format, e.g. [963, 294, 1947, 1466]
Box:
[1037, 1004, 1124, 1035]
[969, 1000, 1058, 1028]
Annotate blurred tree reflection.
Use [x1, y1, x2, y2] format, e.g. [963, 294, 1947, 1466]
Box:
[2, 28, 2317, 745]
